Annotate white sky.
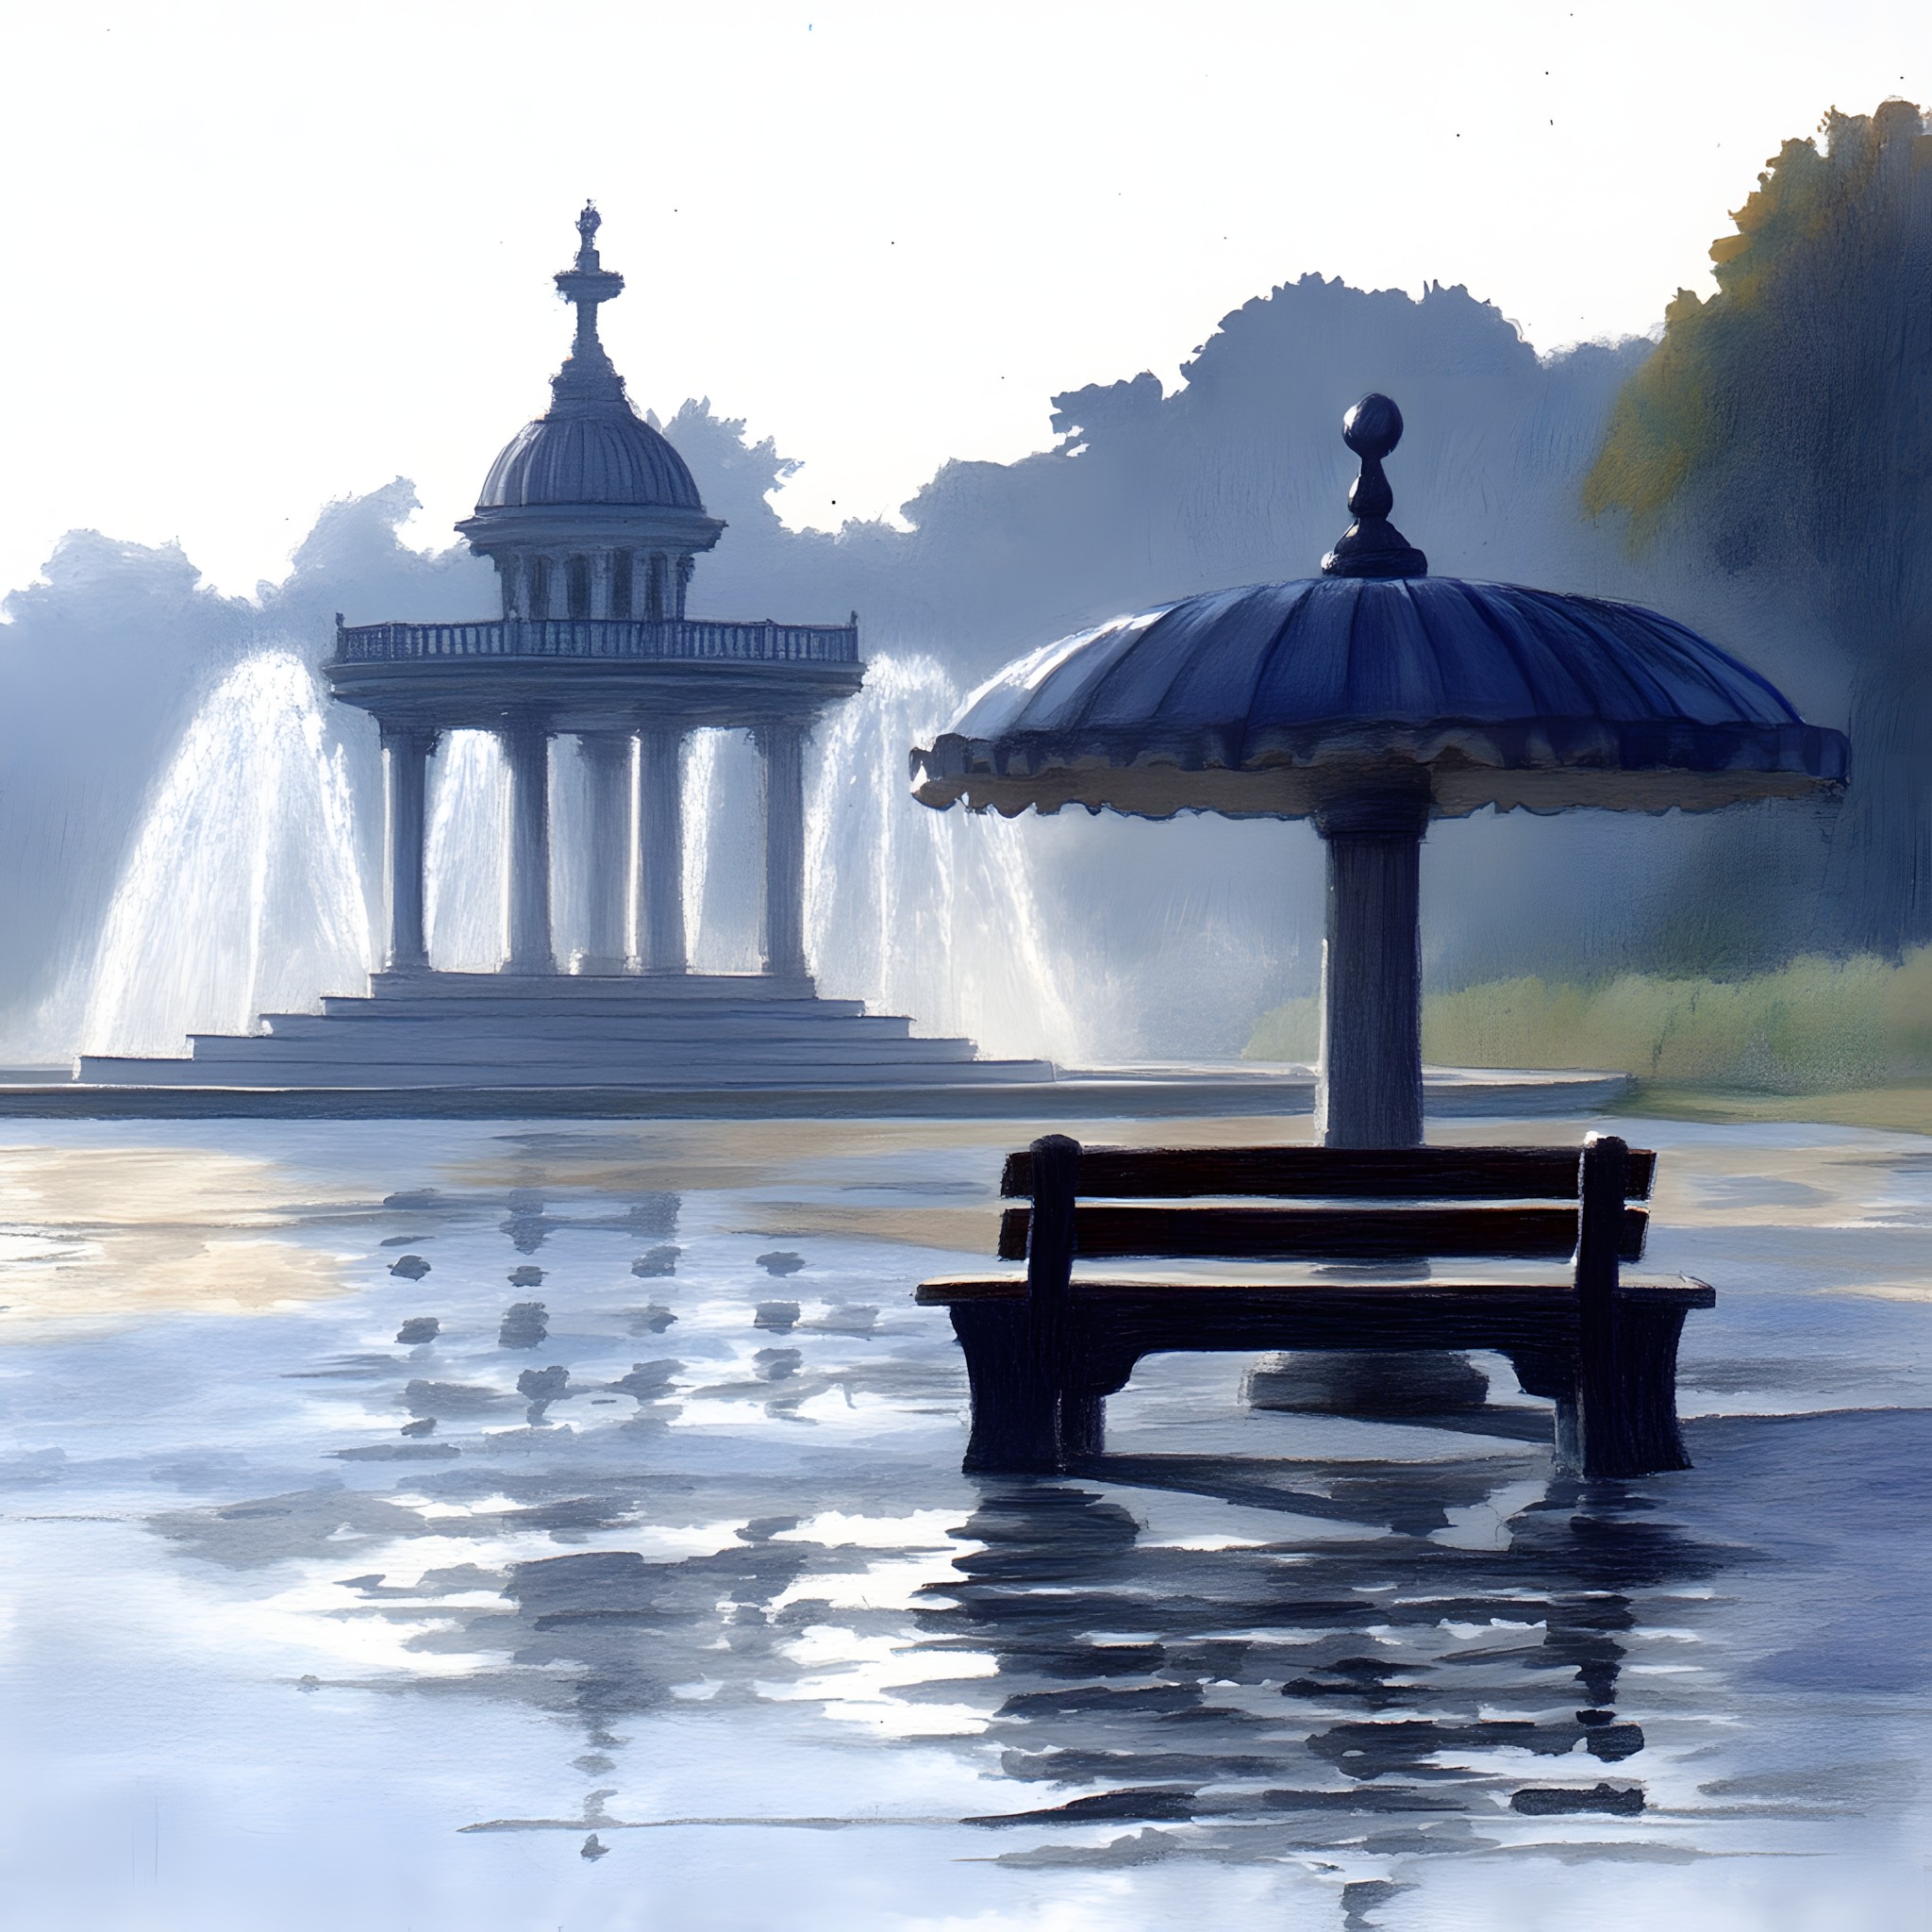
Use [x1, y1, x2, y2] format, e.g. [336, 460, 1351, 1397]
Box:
[0, 0, 1923, 599]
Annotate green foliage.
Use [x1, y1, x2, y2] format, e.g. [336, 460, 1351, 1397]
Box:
[1584, 98, 1932, 573]
[1243, 995, 1320, 1065]
[1243, 948, 1932, 1094]
[1584, 98, 1932, 954]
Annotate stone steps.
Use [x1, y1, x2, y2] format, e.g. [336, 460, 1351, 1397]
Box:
[181, 1028, 979, 1067]
[351, 972, 836, 1005]
[74, 970, 1059, 1094]
[257, 1008, 922, 1044]
[75, 1051, 1055, 1090]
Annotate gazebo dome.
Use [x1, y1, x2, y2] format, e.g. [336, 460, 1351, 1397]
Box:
[454, 204, 724, 613]
[477, 408, 704, 513]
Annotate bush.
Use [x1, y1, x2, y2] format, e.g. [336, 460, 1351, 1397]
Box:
[1243, 949, 1932, 1093]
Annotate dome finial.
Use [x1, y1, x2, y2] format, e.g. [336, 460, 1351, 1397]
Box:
[1321, 392, 1428, 579]
[550, 202, 627, 410]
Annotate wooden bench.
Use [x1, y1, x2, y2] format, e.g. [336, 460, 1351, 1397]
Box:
[915, 1133, 1713, 1479]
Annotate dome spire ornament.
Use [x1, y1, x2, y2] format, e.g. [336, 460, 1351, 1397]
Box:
[456, 201, 722, 575]
[550, 199, 627, 410]
[1320, 393, 1428, 579]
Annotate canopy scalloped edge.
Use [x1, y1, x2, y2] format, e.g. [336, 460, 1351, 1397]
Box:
[910, 716, 1848, 821]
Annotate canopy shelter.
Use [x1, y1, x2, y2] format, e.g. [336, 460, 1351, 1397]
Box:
[911, 394, 1848, 1146]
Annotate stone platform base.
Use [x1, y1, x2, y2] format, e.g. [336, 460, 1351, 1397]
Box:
[72, 971, 1057, 1093]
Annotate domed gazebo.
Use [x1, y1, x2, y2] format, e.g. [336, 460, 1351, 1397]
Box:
[326, 203, 862, 983]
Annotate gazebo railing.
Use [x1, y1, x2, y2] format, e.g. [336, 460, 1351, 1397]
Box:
[331, 616, 860, 665]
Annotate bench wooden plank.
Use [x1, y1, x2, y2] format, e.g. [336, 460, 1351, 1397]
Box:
[999, 1144, 1657, 1202]
[916, 1274, 1714, 1307]
[996, 1202, 1648, 1264]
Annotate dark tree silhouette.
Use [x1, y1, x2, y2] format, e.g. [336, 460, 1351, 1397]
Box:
[1586, 100, 1932, 953]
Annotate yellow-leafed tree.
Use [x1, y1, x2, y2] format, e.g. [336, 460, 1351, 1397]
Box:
[1586, 101, 1932, 953]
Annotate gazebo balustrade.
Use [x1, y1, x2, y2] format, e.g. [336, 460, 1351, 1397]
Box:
[334, 616, 859, 665]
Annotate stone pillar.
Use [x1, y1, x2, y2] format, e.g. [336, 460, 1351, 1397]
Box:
[501, 719, 555, 974]
[499, 554, 525, 620]
[1316, 790, 1430, 1148]
[578, 731, 633, 974]
[637, 724, 687, 974]
[675, 554, 694, 618]
[756, 720, 808, 983]
[379, 724, 438, 973]
[591, 552, 614, 620]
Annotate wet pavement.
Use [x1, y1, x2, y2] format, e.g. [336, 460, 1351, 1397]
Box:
[0, 1113, 1927, 1928]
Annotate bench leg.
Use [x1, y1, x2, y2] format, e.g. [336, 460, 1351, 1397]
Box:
[1579, 1303, 1694, 1478]
[1507, 1348, 1581, 1473]
[948, 1307, 1113, 1471]
[951, 1305, 1061, 1473]
[1058, 1388, 1106, 1459]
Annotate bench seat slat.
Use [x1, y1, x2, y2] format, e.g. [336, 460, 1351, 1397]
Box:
[995, 1202, 1648, 1264]
[1000, 1144, 1656, 1203]
[916, 1274, 1713, 1307]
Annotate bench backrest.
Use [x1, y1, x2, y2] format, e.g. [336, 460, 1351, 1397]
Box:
[996, 1138, 1654, 1274]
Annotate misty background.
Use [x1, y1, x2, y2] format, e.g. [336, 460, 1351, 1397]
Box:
[4, 96, 1924, 1073]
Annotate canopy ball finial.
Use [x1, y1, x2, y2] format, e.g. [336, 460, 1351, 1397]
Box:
[1321, 392, 1428, 580]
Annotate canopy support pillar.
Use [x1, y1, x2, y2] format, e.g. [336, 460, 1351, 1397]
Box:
[1317, 791, 1429, 1148]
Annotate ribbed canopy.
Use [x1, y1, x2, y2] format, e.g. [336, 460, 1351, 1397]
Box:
[912, 572, 1847, 819]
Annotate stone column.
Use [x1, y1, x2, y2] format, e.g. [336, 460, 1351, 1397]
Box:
[591, 552, 614, 620]
[637, 724, 687, 974]
[756, 720, 808, 983]
[379, 724, 438, 973]
[578, 731, 633, 974]
[501, 719, 555, 974]
[1315, 790, 1430, 1148]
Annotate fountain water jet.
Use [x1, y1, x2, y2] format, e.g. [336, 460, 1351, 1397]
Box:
[81, 652, 374, 1058]
[425, 731, 509, 973]
[806, 656, 1084, 1063]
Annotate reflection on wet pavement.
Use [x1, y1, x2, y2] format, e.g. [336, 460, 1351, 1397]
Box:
[0, 1114, 1929, 1927]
